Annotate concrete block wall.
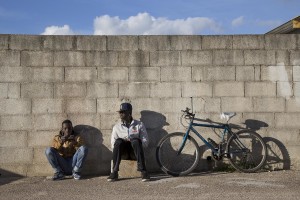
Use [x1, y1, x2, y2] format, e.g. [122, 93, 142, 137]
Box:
[0, 34, 300, 176]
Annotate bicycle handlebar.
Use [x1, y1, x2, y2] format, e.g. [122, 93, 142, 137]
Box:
[181, 107, 195, 117]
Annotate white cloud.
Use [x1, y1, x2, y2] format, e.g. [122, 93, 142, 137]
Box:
[41, 25, 74, 35]
[93, 12, 222, 35]
[231, 16, 244, 27]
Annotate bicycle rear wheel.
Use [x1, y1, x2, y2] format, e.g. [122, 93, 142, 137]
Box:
[156, 132, 200, 176]
[227, 130, 267, 173]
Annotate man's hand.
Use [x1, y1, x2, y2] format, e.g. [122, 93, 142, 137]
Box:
[68, 135, 75, 140]
[60, 136, 67, 144]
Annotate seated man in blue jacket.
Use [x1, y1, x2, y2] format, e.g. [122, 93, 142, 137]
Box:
[107, 103, 150, 182]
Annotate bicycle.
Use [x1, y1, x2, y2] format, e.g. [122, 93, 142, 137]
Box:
[156, 107, 267, 176]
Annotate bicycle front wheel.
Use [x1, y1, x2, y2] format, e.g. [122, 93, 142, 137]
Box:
[156, 132, 200, 176]
[227, 130, 267, 173]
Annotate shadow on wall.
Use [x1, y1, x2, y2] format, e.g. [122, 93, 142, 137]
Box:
[243, 119, 291, 170]
[139, 110, 169, 171]
[0, 169, 24, 186]
[197, 118, 291, 172]
[73, 125, 111, 176]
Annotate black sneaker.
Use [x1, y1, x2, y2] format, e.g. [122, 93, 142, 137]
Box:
[52, 172, 65, 181]
[107, 171, 118, 182]
[141, 171, 150, 182]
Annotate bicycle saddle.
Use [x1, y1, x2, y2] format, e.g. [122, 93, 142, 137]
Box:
[220, 112, 236, 121]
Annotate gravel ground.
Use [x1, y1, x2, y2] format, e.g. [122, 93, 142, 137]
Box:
[0, 170, 299, 200]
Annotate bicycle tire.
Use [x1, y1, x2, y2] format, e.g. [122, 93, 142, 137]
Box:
[156, 132, 200, 176]
[227, 130, 267, 173]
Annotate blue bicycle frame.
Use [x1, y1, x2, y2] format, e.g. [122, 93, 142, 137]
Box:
[178, 116, 231, 155]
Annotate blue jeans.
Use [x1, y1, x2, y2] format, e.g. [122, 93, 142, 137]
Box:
[45, 146, 88, 175]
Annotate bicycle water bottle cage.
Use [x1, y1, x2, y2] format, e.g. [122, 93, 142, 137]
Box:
[220, 112, 236, 122]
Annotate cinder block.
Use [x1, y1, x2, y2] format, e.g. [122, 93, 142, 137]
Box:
[118, 160, 141, 178]
[100, 113, 120, 130]
[253, 97, 285, 112]
[97, 98, 122, 113]
[65, 99, 96, 113]
[245, 82, 276, 97]
[150, 82, 181, 98]
[293, 66, 300, 81]
[290, 50, 300, 65]
[119, 83, 150, 98]
[0, 99, 31, 115]
[155, 97, 197, 113]
[150, 51, 180, 66]
[181, 50, 212, 66]
[265, 128, 300, 145]
[294, 82, 300, 97]
[98, 67, 128, 82]
[193, 66, 235, 81]
[32, 147, 49, 164]
[214, 82, 244, 97]
[203, 97, 221, 113]
[265, 34, 297, 50]
[276, 50, 290, 65]
[0, 35, 9, 50]
[170, 36, 202, 50]
[118, 51, 149, 67]
[182, 82, 213, 97]
[242, 113, 275, 128]
[261, 65, 292, 81]
[213, 50, 244, 66]
[0, 51, 20, 66]
[43, 35, 75, 50]
[139, 36, 171, 51]
[21, 51, 53, 67]
[244, 50, 276, 65]
[129, 67, 160, 82]
[0, 83, 8, 98]
[0, 147, 33, 164]
[34, 114, 67, 131]
[236, 66, 255, 81]
[275, 113, 300, 128]
[8, 83, 20, 98]
[27, 164, 53, 176]
[32, 99, 64, 114]
[28, 131, 55, 147]
[10, 35, 43, 50]
[232, 35, 264, 49]
[286, 98, 300, 112]
[0, 131, 27, 147]
[161, 67, 191, 82]
[0, 83, 19, 98]
[87, 82, 118, 98]
[68, 114, 101, 129]
[107, 36, 138, 50]
[76, 36, 106, 50]
[0, 115, 33, 131]
[54, 51, 85, 67]
[55, 83, 86, 98]
[21, 83, 53, 98]
[127, 98, 161, 113]
[86, 51, 118, 67]
[277, 82, 293, 97]
[202, 35, 232, 49]
[32, 67, 64, 82]
[221, 97, 253, 112]
[65, 67, 97, 82]
[0, 66, 31, 82]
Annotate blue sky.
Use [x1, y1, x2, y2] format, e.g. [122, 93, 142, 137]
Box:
[0, 0, 299, 35]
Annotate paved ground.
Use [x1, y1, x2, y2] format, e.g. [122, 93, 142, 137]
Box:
[0, 170, 299, 200]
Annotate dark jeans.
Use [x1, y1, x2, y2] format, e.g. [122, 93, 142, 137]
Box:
[112, 138, 147, 172]
[45, 146, 88, 174]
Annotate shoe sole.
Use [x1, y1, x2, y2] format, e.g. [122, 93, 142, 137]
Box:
[107, 179, 117, 182]
[142, 179, 150, 182]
